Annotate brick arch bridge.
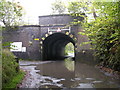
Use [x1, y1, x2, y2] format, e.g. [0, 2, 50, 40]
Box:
[42, 33, 75, 60]
[3, 14, 93, 61]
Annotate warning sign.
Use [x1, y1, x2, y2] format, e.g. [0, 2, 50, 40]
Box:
[34, 38, 39, 41]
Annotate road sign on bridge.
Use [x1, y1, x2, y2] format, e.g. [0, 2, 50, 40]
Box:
[48, 27, 71, 34]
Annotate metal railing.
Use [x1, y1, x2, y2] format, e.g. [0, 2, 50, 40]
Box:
[48, 27, 71, 34]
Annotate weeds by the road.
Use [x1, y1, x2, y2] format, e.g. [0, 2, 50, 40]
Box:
[2, 49, 25, 88]
[2, 70, 25, 88]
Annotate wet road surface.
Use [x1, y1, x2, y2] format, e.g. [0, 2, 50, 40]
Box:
[19, 59, 120, 89]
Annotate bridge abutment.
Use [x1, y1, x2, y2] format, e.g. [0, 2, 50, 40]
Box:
[3, 25, 41, 60]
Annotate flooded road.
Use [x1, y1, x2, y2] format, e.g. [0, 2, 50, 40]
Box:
[19, 58, 120, 89]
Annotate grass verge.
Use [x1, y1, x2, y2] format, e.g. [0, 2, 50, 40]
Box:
[2, 70, 25, 88]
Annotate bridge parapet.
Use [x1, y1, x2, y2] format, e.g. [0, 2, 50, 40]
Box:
[39, 14, 73, 25]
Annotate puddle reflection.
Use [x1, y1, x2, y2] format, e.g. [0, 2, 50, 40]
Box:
[35, 58, 120, 88]
[19, 58, 120, 88]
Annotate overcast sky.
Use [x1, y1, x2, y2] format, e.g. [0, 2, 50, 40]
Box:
[15, 0, 55, 24]
[20, 0, 56, 16]
[15, 0, 71, 24]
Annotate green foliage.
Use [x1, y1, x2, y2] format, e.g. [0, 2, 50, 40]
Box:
[51, 0, 66, 14]
[64, 58, 74, 71]
[2, 71, 25, 88]
[67, 1, 88, 14]
[0, 0, 23, 28]
[65, 42, 74, 55]
[84, 2, 120, 71]
[68, 1, 120, 71]
[1, 0, 24, 87]
[2, 42, 12, 49]
[2, 49, 19, 86]
[0, 27, 2, 89]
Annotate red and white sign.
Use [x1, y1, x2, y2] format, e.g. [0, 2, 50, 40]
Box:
[57, 28, 61, 32]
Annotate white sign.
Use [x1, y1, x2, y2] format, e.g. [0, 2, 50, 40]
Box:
[22, 47, 26, 52]
[10, 42, 22, 52]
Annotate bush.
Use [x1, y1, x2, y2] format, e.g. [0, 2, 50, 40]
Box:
[3, 71, 25, 88]
[77, 2, 120, 71]
[2, 49, 19, 86]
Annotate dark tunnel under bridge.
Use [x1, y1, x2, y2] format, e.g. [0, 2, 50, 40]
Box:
[42, 33, 75, 60]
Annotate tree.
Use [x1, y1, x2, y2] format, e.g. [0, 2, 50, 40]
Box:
[67, 1, 88, 14]
[0, 1, 24, 88]
[67, 1, 120, 71]
[86, 2, 120, 71]
[0, 0, 23, 28]
[51, 0, 66, 14]
[0, 0, 24, 52]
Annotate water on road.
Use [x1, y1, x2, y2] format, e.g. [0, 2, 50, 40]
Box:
[19, 58, 120, 89]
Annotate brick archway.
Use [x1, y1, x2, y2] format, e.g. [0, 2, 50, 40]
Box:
[42, 33, 75, 60]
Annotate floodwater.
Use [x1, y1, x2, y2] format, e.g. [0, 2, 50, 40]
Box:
[19, 58, 120, 89]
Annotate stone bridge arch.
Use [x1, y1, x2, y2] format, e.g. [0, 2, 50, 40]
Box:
[39, 14, 79, 60]
[41, 33, 77, 60]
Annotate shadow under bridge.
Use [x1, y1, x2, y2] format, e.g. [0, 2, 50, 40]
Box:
[42, 33, 75, 60]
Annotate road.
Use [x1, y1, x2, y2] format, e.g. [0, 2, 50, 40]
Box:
[18, 59, 120, 88]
